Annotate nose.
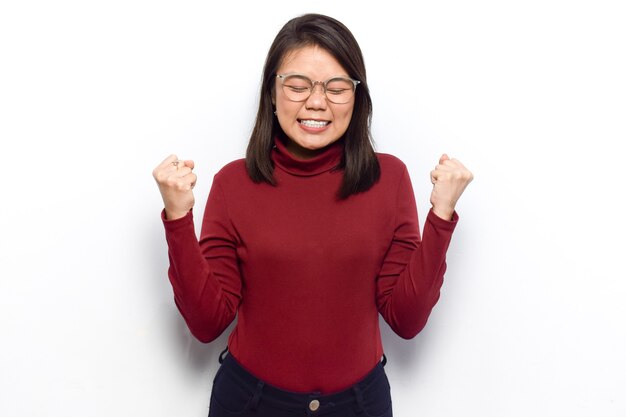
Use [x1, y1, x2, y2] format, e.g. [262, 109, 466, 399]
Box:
[305, 82, 328, 110]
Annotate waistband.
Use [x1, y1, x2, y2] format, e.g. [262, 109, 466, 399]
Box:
[217, 348, 387, 415]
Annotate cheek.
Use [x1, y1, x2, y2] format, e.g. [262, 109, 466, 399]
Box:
[337, 106, 355, 125]
[277, 101, 297, 119]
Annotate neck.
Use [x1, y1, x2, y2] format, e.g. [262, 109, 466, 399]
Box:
[272, 134, 344, 177]
[285, 140, 326, 160]
[282, 135, 340, 160]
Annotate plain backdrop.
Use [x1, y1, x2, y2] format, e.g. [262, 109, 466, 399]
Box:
[1, 1, 625, 416]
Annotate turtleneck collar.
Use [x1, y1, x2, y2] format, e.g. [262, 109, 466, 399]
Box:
[272, 135, 344, 177]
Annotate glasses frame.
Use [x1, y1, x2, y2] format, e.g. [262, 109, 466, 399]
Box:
[276, 73, 361, 104]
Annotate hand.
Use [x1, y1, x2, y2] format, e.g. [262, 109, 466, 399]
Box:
[152, 154, 197, 220]
[429, 154, 473, 220]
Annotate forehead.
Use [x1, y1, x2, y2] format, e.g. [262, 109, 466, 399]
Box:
[278, 45, 349, 78]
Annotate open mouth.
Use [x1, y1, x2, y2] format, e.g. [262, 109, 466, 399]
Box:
[298, 119, 330, 128]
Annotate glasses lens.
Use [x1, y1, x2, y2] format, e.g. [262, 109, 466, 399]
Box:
[325, 77, 355, 104]
[281, 75, 312, 101]
[279, 75, 357, 103]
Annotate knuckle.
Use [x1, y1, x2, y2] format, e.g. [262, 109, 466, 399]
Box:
[165, 177, 178, 187]
[154, 171, 166, 183]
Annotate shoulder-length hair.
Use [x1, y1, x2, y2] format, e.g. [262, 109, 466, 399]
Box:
[245, 13, 380, 199]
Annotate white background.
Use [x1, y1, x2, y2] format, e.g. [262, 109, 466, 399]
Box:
[1, 1, 625, 416]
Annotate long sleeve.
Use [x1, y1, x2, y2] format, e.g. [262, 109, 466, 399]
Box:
[163, 177, 241, 343]
[376, 166, 458, 339]
[159, 148, 461, 393]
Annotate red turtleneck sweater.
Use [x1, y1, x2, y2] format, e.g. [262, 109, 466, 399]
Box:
[162, 137, 458, 393]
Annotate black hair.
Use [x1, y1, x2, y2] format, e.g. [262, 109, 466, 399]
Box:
[245, 13, 380, 199]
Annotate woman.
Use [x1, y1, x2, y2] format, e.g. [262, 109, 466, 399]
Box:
[153, 13, 472, 417]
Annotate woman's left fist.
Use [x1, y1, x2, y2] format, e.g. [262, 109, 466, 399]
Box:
[429, 154, 473, 220]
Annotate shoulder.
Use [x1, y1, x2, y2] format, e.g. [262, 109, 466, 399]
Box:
[374, 153, 417, 203]
[214, 158, 246, 177]
[213, 158, 249, 186]
[376, 152, 409, 179]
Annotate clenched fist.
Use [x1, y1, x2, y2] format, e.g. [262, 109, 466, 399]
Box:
[429, 154, 473, 221]
[152, 154, 197, 220]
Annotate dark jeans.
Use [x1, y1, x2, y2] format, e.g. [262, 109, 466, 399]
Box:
[208, 349, 392, 417]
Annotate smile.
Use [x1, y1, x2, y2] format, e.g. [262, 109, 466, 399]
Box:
[298, 119, 330, 128]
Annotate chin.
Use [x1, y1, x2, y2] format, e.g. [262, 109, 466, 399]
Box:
[300, 137, 337, 150]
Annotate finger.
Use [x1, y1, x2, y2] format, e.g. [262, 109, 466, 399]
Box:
[153, 155, 178, 179]
[158, 161, 186, 181]
[435, 163, 454, 172]
[449, 158, 468, 170]
[438, 159, 468, 173]
[172, 159, 195, 173]
[177, 172, 197, 191]
[188, 172, 197, 189]
[173, 165, 193, 177]
[171, 159, 186, 169]
[165, 171, 196, 190]
[430, 170, 438, 184]
[156, 160, 195, 185]
[178, 170, 196, 181]
[159, 154, 179, 169]
[439, 154, 450, 165]
[169, 159, 192, 178]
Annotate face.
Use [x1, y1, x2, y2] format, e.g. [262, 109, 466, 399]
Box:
[273, 45, 355, 159]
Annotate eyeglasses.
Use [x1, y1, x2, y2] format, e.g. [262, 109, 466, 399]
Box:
[276, 73, 360, 104]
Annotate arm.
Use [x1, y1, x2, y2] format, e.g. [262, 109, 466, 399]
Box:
[376, 167, 458, 339]
[163, 178, 241, 343]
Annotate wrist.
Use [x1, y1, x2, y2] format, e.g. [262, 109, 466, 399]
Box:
[431, 206, 454, 221]
[164, 208, 190, 220]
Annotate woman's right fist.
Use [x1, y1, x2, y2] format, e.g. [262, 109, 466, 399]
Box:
[152, 154, 197, 220]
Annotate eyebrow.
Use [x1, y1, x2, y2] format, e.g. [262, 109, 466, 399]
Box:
[277, 72, 352, 80]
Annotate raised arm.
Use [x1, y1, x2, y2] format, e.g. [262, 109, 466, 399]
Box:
[154, 156, 241, 342]
[377, 157, 472, 338]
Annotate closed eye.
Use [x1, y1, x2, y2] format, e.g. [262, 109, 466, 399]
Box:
[327, 89, 349, 95]
[286, 86, 310, 93]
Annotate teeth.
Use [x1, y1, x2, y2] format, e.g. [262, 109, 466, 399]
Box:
[300, 119, 329, 128]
